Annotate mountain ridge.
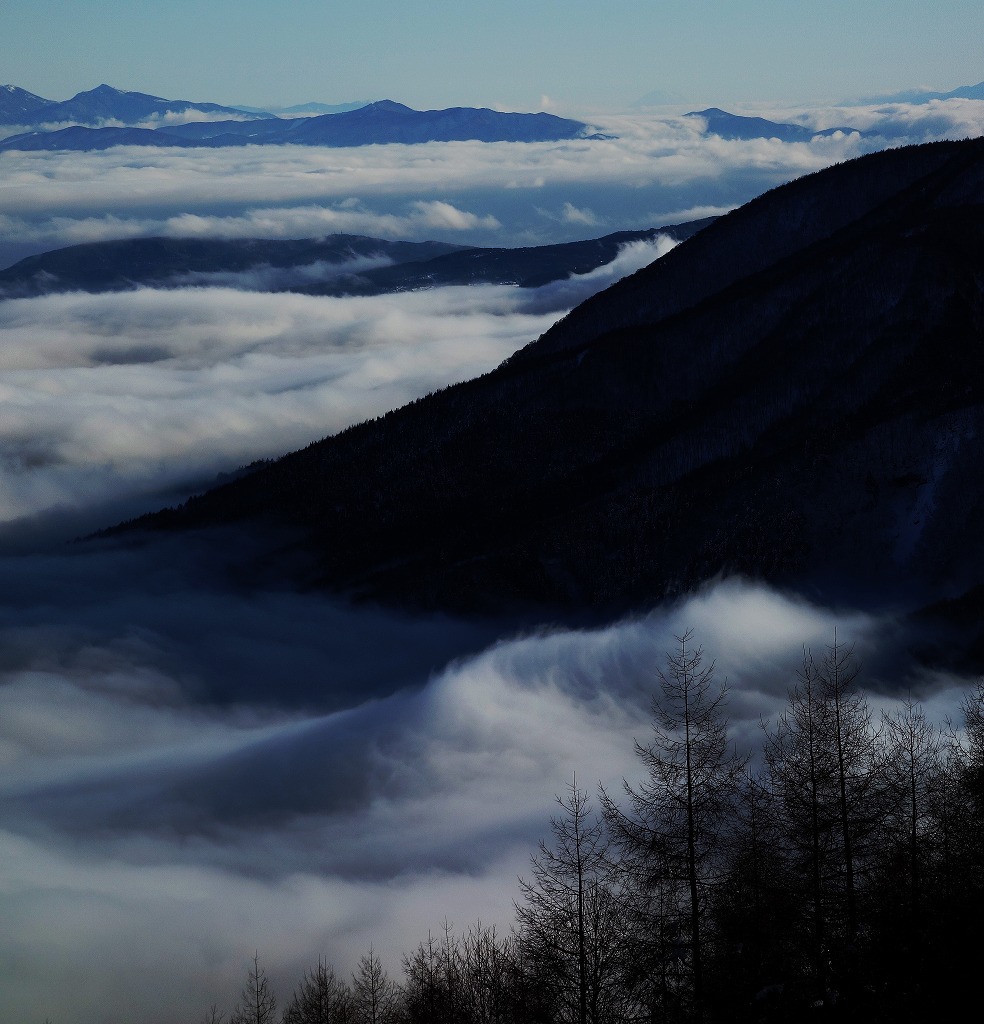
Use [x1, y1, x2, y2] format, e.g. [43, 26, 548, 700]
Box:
[0, 94, 596, 151]
[0, 220, 713, 297]
[0, 82, 269, 128]
[865, 79, 984, 104]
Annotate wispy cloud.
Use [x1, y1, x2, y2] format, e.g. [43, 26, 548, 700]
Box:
[0, 200, 502, 252]
[517, 235, 676, 313]
[166, 254, 397, 291]
[560, 201, 602, 226]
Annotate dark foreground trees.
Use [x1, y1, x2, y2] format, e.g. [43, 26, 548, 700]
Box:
[602, 629, 746, 1023]
[759, 637, 879, 1010]
[200, 632, 984, 1024]
[353, 947, 399, 1024]
[281, 957, 353, 1024]
[516, 779, 624, 1024]
[231, 952, 277, 1024]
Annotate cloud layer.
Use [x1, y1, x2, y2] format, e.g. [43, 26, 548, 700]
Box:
[0, 234, 679, 541]
[4, 99, 982, 270]
[0, 110, 860, 263]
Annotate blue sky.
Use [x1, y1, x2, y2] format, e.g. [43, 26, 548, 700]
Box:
[4, 0, 984, 111]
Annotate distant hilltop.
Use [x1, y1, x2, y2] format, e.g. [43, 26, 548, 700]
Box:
[0, 82, 273, 128]
[862, 80, 984, 104]
[684, 107, 873, 142]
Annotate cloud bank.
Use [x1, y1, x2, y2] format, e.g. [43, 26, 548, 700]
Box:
[0, 110, 877, 266]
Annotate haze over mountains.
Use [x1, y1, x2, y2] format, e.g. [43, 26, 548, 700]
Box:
[6, 79, 984, 156]
[107, 137, 984, 666]
[869, 80, 984, 104]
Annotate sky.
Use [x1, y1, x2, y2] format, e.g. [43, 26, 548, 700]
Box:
[3, 1, 984, 112]
[2, 4, 984, 1021]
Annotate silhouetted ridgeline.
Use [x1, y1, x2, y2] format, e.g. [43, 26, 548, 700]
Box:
[0, 221, 711, 298]
[108, 139, 984, 639]
[0, 97, 597, 151]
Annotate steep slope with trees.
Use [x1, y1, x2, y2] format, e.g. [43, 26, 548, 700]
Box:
[110, 138, 984, 639]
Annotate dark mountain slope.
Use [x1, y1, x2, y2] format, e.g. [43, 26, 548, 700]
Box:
[111, 139, 984, 619]
[517, 140, 980, 359]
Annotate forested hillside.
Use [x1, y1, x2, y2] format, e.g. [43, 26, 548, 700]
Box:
[116, 138, 984, 658]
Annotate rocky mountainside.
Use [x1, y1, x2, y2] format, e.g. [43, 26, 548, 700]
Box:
[0, 83, 54, 123]
[109, 139, 984, 637]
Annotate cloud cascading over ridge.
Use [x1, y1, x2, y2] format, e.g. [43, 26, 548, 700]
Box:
[0, 556, 967, 1024]
[0, 236, 673, 540]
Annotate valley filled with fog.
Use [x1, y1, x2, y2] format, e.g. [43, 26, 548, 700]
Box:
[2, 100, 984, 1023]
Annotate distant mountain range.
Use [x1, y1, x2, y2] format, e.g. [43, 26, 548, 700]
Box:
[107, 136, 984, 667]
[0, 83, 271, 127]
[0, 85, 598, 151]
[0, 220, 713, 298]
[684, 107, 872, 142]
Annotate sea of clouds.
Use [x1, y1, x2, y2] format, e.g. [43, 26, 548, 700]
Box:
[1, 101, 982, 1023]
